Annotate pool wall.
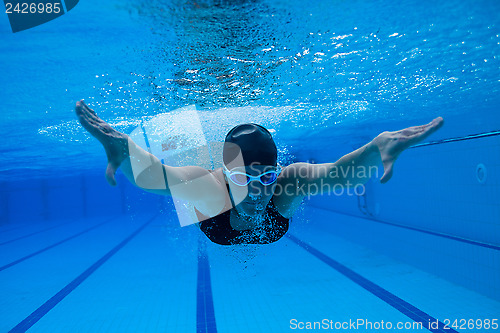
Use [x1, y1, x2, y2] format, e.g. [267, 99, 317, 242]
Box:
[306, 132, 500, 301]
[0, 173, 161, 225]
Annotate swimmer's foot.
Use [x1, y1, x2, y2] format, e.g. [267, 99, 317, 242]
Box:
[75, 99, 129, 186]
[373, 116, 444, 183]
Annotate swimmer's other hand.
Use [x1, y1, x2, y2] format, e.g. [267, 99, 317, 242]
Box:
[374, 116, 444, 184]
[75, 99, 129, 186]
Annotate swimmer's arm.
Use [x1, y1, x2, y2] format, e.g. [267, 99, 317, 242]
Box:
[273, 144, 378, 218]
[326, 139, 382, 187]
[76, 100, 225, 217]
[280, 117, 445, 195]
[120, 141, 226, 217]
[280, 141, 380, 196]
[273, 117, 443, 217]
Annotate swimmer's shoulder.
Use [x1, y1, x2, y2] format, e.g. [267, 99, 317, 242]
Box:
[193, 167, 232, 218]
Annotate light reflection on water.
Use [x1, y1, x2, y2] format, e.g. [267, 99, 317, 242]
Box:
[1, 0, 499, 180]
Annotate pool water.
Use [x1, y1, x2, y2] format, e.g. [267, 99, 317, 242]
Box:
[0, 0, 499, 332]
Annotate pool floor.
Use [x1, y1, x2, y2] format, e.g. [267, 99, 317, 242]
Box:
[1, 207, 498, 332]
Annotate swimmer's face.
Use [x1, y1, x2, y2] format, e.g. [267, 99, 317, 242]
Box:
[225, 164, 279, 216]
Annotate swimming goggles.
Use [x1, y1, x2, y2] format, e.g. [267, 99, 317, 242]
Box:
[223, 164, 282, 186]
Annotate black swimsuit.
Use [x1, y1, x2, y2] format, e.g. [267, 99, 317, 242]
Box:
[196, 184, 289, 245]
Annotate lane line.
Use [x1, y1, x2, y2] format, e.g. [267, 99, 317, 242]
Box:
[0, 217, 116, 272]
[196, 237, 217, 333]
[8, 215, 157, 333]
[410, 129, 500, 148]
[0, 224, 33, 234]
[0, 221, 73, 246]
[287, 234, 458, 333]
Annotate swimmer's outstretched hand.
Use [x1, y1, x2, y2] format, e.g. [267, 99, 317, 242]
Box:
[75, 100, 129, 186]
[373, 117, 444, 184]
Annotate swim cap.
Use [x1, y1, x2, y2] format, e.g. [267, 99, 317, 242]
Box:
[223, 123, 277, 167]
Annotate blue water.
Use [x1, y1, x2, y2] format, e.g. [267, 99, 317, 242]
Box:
[1, 0, 499, 332]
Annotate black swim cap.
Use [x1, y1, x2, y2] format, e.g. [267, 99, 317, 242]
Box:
[223, 123, 277, 167]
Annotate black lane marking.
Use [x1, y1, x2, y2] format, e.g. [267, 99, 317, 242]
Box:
[0, 217, 116, 272]
[0, 221, 72, 246]
[8, 215, 157, 333]
[0, 224, 32, 234]
[287, 234, 458, 333]
[196, 237, 217, 333]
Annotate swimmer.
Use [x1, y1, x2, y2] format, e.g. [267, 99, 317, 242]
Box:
[75, 100, 444, 245]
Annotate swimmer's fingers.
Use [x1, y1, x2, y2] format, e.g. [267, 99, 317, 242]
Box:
[77, 100, 96, 115]
[76, 99, 100, 124]
[384, 117, 443, 153]
[76, 101, 99, 134]
[75, 100, 96, 127]
[75, 100, 115, 143]
[400, 117, 444, 145]
[377, 117, 443, 184]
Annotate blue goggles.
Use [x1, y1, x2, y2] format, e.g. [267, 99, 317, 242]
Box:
[223, 164, 282, 186]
